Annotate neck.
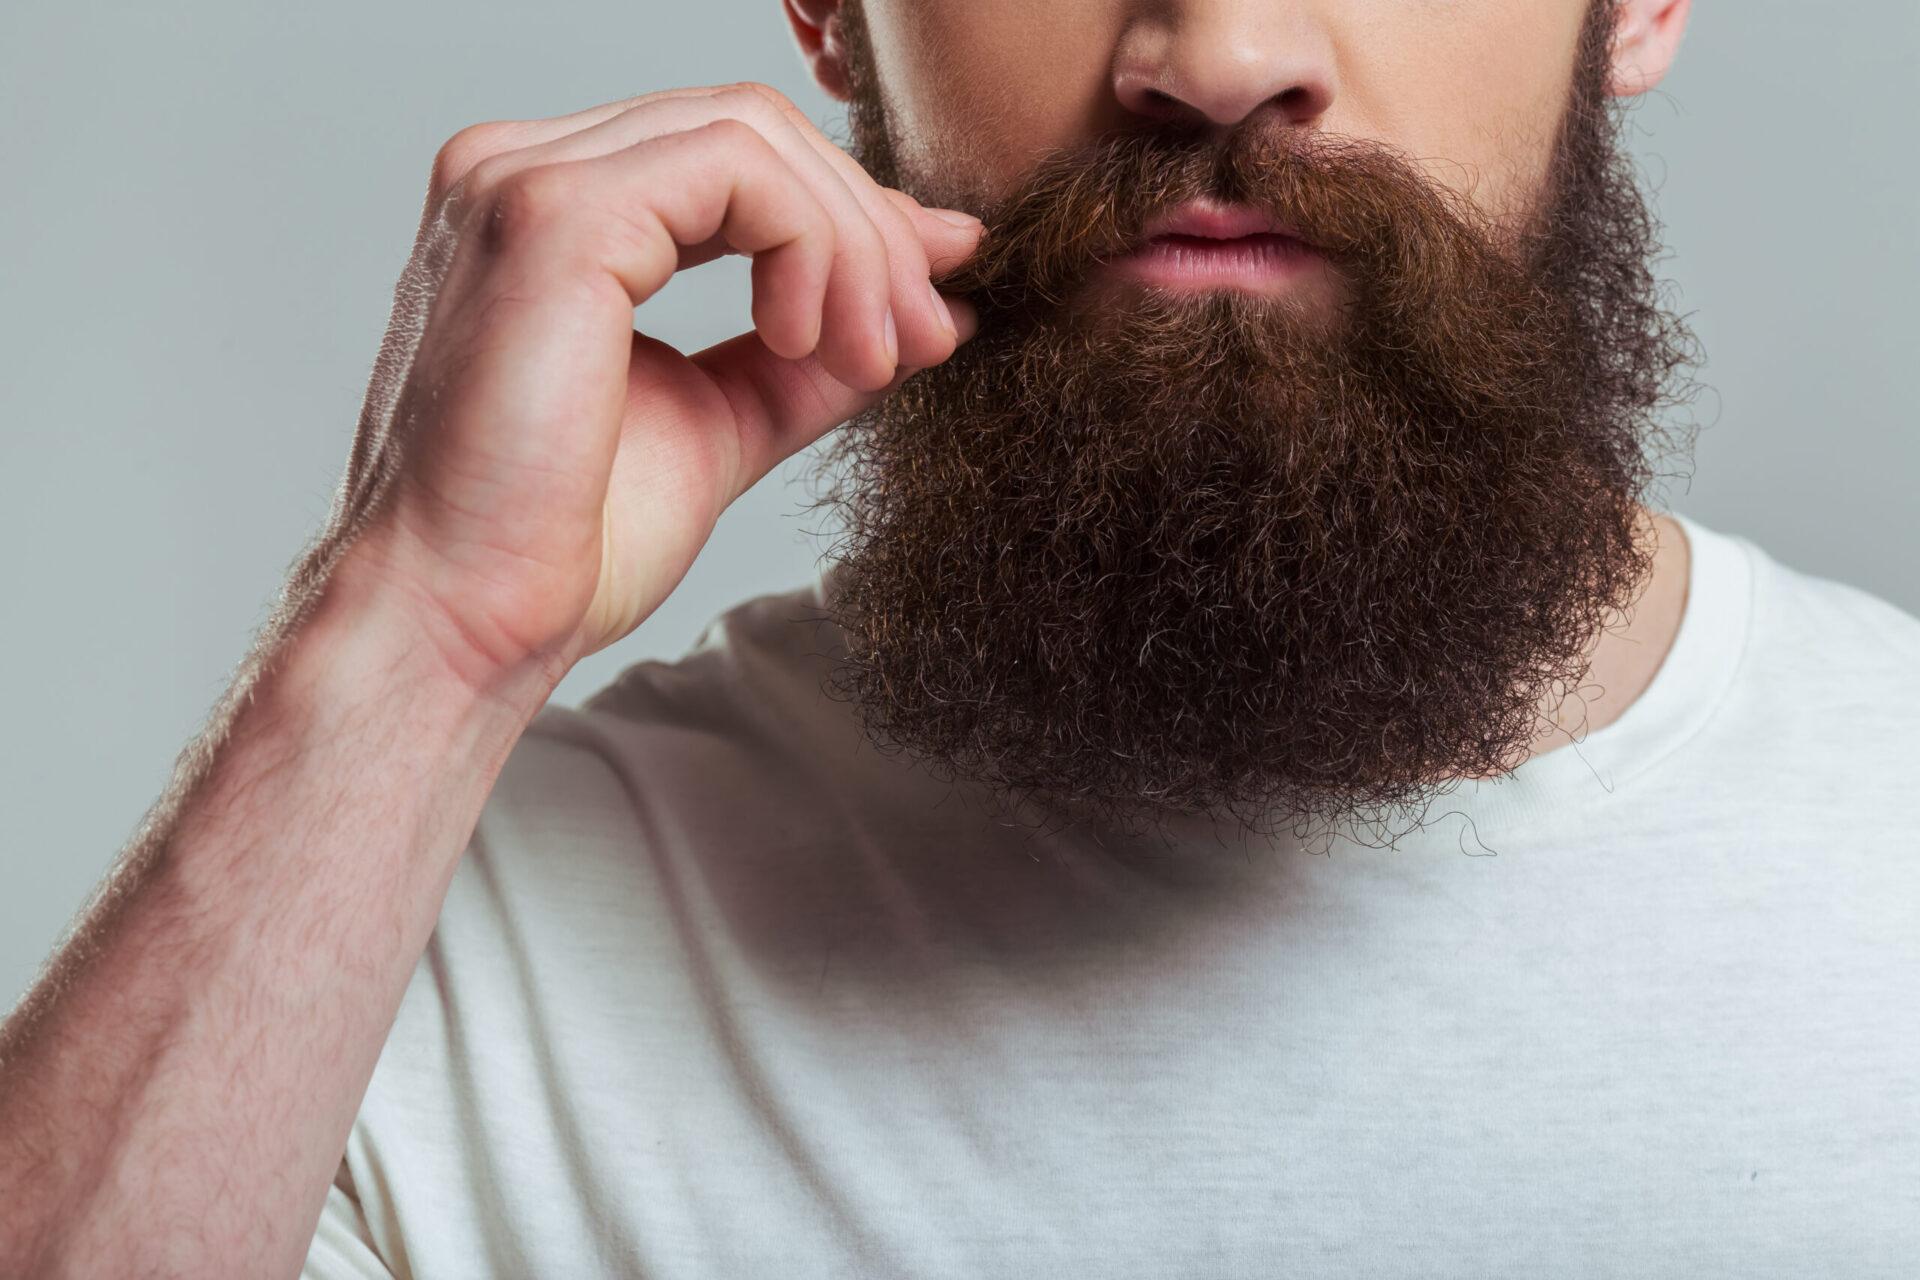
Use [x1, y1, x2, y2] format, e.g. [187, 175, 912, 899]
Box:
[1509, 504, 1691, 770]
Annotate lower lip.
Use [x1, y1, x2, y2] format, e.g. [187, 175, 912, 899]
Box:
[1104, 232, 1322, 293]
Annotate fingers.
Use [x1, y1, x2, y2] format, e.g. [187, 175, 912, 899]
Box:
[884, 191, 990, 278]
[419, 119, 849, 485]
[431, 82, 985, 377]
[461, 85, 974, 369]
[494, 118, 942, 394]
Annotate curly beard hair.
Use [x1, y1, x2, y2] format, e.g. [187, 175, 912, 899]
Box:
[806, 0, 1703, 847]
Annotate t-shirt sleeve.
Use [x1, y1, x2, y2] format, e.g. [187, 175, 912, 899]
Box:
[301, 1157, 395, 1280]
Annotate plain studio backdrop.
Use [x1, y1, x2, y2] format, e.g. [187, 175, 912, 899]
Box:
[2, 2, 1916, 1004]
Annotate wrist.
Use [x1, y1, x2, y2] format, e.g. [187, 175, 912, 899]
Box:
[271, 544, 564, 768]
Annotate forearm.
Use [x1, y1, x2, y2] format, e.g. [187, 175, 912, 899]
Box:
[0, 550, 556, 1278]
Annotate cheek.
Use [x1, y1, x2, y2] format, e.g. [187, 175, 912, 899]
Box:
[1345, 2, 1586, 223]
[863, 0, 1124, 196]
[862, 0, 1589, 223]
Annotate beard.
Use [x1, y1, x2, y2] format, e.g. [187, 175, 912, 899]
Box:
[806, 0, 1702, 847]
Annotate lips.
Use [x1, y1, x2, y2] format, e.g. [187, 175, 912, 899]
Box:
[1098, 198, 1327, 295]
[1137, 200, 1313, 249]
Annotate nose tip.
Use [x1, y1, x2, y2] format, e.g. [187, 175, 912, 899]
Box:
[1112, 15, 1336, 131]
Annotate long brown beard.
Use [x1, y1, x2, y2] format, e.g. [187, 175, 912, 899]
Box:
[807, 0, 1702, 846]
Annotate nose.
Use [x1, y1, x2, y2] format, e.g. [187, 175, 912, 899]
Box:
[1111, 3, 1337, 131]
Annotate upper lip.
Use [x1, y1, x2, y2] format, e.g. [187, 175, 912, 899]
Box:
[1138, 200, 1310, 246]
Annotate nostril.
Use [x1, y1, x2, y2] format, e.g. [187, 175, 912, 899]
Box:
[1275, 83, 1326, 122]
[1139, 86, 1186, 119]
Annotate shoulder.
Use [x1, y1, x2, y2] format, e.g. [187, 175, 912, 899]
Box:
[487, 573, 847, 808]
[1687, 516, 1920, 785]
[577, 572, 845, 752]
[438, 570, 874, 923]
[1731, 523, 1920, 677]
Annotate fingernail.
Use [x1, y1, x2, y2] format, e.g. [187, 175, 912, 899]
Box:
[929, 281, 956, 338]
[883, 307, 899, 366]
[927, 207, 982, 231]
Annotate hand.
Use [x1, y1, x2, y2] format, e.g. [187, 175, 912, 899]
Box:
[326, 81, 983, 695]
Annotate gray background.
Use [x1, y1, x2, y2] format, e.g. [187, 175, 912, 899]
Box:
[3, 1, 1915, 1005]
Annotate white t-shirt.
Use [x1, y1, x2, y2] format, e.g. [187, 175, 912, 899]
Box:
[304, 510, 1920, 1279]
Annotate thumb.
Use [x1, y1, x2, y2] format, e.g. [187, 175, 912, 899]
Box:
[689, 299, 979, 503]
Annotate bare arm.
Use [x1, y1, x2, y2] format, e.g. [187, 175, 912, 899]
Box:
[0, 81, 978, 1278]
[0, 545, 553, 1279]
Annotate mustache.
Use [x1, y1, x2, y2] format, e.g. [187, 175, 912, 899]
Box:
[937, 120, 1516, 318]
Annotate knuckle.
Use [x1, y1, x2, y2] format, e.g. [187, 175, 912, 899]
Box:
[431, 120, 514, 195]
[711, 86, 782, 136]
[717, 81, 811, 136]
[728, 80, 792, 112]
[695, 114, 767, 156]
[482, 166, 579, 251]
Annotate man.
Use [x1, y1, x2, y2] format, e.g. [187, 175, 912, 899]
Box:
[1, 0, 1914, 1275]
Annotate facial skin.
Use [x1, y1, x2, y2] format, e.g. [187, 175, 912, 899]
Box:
[794, 0, 1686, 206]
[783, 0, 1701, 845]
